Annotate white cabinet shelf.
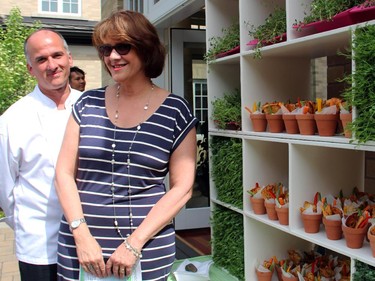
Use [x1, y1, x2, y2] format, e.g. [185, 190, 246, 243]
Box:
[206, 0, 375, 280]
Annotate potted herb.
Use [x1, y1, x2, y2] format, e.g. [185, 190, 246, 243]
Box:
[294, 0, 375, 34]
[211, 89, 241, 130]
[204, 21, 240, 63]
[340, 24, 375, 144]
[246, 6, 286, 59]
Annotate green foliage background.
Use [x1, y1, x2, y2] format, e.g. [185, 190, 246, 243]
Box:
[212, 205, 244, 281]
[0, 7, 40, 115]
[342, 24, 375, 144]
[211, 136, 243, 209]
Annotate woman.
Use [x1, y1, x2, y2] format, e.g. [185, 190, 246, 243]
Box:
[55, 10, 198, 281]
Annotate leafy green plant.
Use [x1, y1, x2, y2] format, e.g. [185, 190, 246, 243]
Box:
[247, 6, 286, 59]
[0, 7, 40, 114]
[296, 0, 372, 26]
[353, 260, 375, 280]
[340, 24, 375, 144]
[0, 210, 4, 220]
[211, 136, 243, 209]
[211, 89, 241, 130]
[211, 205, 244, 281]
[204, 21, 240, 63]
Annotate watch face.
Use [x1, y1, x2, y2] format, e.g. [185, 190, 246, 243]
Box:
[71, 220, 80, 228]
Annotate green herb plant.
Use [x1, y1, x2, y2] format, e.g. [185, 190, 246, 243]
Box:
[211, 205, 244, 281]
[246, 6, 286, 59]
[340, 24, 375, 144]
[295, 0, 373, 28]
[353, 260, 375, 280]
[211, 136, 243, 209]
[211, 89, 241, 130]
[204, 21, 240, 63]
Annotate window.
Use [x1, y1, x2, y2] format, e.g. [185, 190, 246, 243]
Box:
[40, 0, 80, 15]
[126, 0, 144, 13]
[193, 79, 208, 126]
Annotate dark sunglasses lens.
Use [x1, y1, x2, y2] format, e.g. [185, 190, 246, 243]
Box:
[115, 44, 131, 55]
[99, 44, 131, 57]
[99, 45, 112, 56]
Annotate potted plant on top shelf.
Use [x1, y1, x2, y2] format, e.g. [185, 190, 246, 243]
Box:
[294, 0, 375, 35]
[246, 6, 286, 59]
[204, 21, 240, 63]
[211, 89, 241, 130]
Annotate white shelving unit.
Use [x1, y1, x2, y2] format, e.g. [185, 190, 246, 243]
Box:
[206, 0, 375, 280]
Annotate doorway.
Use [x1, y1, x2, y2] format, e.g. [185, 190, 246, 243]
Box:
[170, 28, 210, 230]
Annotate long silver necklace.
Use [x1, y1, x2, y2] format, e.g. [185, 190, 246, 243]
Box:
[111, 83, 154, 238]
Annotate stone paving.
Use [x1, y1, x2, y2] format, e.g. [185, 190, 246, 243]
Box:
[0, 223, 19, 281]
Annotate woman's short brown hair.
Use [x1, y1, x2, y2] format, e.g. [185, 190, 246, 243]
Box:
[92, 10, 166, 78]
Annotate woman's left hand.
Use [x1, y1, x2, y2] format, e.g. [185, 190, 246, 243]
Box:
[105, 242, 138, 278]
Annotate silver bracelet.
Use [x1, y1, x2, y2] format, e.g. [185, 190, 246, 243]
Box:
[123, 238, 142, 259]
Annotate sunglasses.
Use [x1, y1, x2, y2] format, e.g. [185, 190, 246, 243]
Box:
[98, 43, 132, 57]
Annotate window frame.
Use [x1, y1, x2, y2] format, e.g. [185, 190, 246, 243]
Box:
[39, 0, 82, 17]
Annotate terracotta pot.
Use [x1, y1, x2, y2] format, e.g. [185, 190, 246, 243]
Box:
[282, 114, 299, 134]
[250, 113, 267, 132]
[340, 113, 352, 138]
[296, 114, 316, 135]
[266, 114, 285, 133]
[275, 266, 283, 281]
[323, 217, 342, 240]
[368, 226, 375, 257]
[301, 213, 322, 233]
[265, 201, 278, 220]
[256, 268, 273, 281]
[276, 207, 289, 225]
[342, 224, 369, 249]
[250, 197, 266, 215]
[314, 113, 339, 136]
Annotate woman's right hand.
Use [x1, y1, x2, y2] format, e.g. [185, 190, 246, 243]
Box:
[74, 226, 107, 278]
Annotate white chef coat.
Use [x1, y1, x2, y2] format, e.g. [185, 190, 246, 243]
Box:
[0, 85, 81, 265]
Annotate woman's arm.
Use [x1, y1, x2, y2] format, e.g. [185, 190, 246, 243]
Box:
[55, 115, 107, 277]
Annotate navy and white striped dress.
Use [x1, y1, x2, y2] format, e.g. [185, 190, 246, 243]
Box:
[57, 87, 198, 281]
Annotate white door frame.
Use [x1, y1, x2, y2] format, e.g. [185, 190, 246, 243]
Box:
[170, 28, 210, 230]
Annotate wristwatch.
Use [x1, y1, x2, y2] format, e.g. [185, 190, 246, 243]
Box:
[69, 218, 86, 232]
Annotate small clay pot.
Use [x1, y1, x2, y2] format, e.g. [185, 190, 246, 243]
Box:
[250, 197, 266, 215]
[368, 225, 375, 257]
[301, 213, 322, 233]
[275, 266, 283, 281]
[265, 201, 278, 221]
[256, 268, 273, 281]
[314, 113, 339, 136]
[323, 217, 342, 240]
[340, 113, 352, 138]
[276, 207, 289, 226]
[296, 114, 316, 135]
[342, 224, 369, 249]
[266, 114, 285, 133]
[250, 113, 267, 132]
[282, 114, 299, 134]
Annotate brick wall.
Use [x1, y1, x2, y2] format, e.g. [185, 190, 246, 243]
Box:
[327, 54, 352, 99]
[2, 0, 101, 21]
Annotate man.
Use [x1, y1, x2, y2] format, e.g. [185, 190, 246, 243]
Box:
[69, 66, 86, 91]
[0, 29, 82, 281]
